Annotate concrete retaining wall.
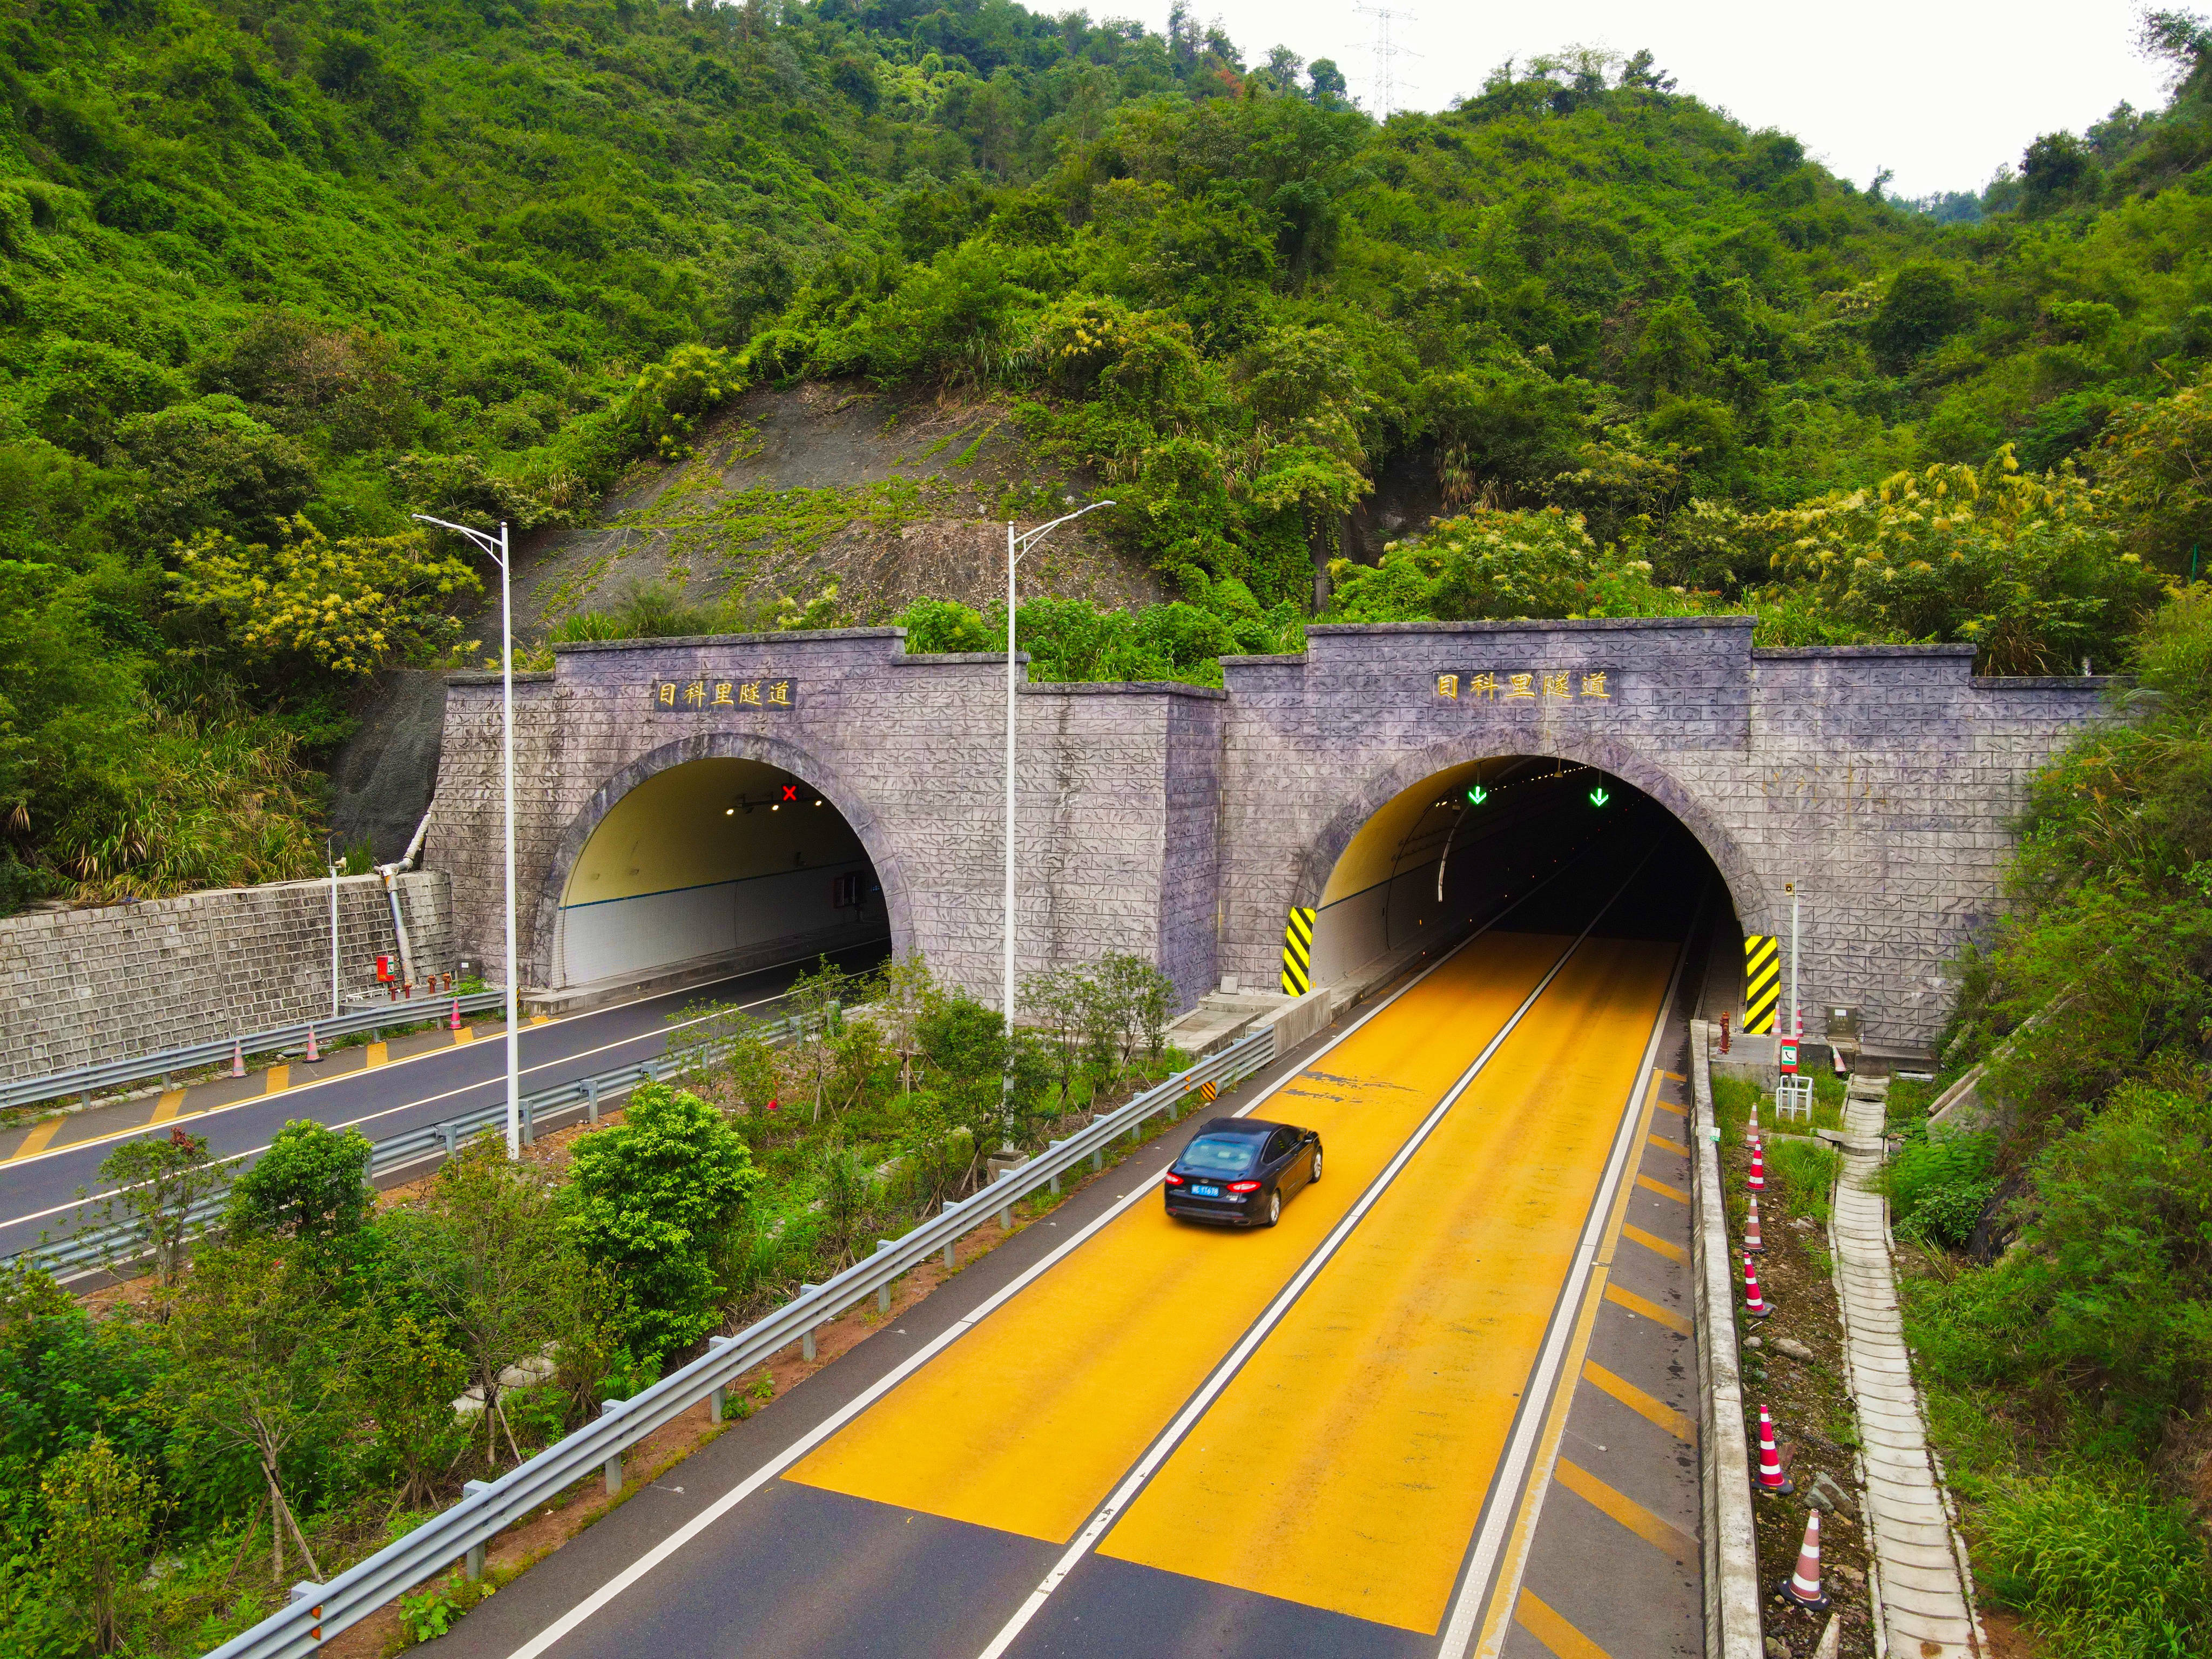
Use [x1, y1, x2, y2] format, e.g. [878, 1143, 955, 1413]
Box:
[0, 872, 453, 1084]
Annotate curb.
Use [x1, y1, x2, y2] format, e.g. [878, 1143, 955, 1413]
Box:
[1690, 1019, 1764, 1657]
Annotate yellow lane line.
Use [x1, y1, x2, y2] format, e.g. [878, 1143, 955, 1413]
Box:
[1650, 1097, 1684, 1117]
[1553, 1459, 1696, 1563]
[1601, 1284, 1693, 1339]
[8, 1118, 63, 1162]
[785, 934, 1573, 1548]
[1620, 1223, 1687, 1264]
[1658, 1070, 1685, 1082]
[1472, 964, 1682, 1659]
[150, 1090, 186, 1124]
[1647, 1131, 1688, 1156]
[264, 1064, 289, 1096]
[1514, 1589, 1613, 1659]
[1582, 1358, 1694, 1439]
[1636, 1174, 1690, 1204]
[1101, 941, 1677, 1634]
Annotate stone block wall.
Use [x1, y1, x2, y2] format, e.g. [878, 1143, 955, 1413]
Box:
[425, 619, 2113, 1055]
[1217, 621, 2109, 1054]
[427, 633, 1227, 1013]
[0, 872, 453, 1083]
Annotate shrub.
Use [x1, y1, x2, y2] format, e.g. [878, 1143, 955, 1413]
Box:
[622, 344, 742, 462]
[1882, 1126, 1997, 1249]
[1327, 507, 1674, 624]
[228, 1120, 374, 1251]
[564, 1083, 761, 1360]
[172, 517, 481, 678]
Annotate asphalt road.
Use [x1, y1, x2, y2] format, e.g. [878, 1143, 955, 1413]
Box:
[420, 824, 1711, 1659]
[0, 943, 890, 1262]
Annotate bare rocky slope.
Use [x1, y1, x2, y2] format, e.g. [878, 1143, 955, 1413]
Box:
[331, 384, 1163, 860]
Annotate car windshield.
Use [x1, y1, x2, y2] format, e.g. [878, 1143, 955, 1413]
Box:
[1180, 1135, 1258, 1176]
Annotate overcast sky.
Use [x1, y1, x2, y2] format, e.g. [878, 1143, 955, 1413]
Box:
[1175, 0, 2174, 199]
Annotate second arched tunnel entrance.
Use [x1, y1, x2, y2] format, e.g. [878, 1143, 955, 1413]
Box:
[1303, 756, 1737, 993]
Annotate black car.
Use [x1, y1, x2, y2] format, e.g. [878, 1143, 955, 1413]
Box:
[1163, 1117, 1323, 1228]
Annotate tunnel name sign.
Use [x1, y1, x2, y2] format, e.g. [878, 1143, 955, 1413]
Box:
[650, 677, 800, 711]
[1433, 670, 1615, 704]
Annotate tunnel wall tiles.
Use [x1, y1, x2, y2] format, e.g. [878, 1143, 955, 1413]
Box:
[0, 872, 453, 1084]
[421, 621, 2110, 1050]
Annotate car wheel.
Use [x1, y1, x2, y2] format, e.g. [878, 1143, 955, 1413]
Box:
[1310, 1148, 1323, 1183]
[1264, 1190, 1282, 1227]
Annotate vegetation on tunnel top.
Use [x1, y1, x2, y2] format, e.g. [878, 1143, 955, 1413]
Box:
[6, 0, 2212, 905]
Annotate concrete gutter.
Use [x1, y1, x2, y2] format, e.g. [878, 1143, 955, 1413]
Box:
[1691, 1018, 1765, 1658]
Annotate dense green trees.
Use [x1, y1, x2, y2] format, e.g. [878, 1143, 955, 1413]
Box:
[2, 0, 2210, 908]
[1898, 584, 2212, 1654]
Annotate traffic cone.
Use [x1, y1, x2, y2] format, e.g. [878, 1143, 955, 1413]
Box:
[1745, 1102, 1760, 1145]
[1754, 1407, 1792, 1493]
[1744, 1194, 1765, 1253]
[1746, 1144, 1766, 1192]
[1779, 1507, 1830, 1610]
[230, 1038, 245, 1078]
[449, 997, 463, 1032]
[304, 1025, 320, 1063]
[1743, 1252, 1773, 1318]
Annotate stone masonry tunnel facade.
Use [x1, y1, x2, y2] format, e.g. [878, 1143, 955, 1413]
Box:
[427, 618, 2109, 1055]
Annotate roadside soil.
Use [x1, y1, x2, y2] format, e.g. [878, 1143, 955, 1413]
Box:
[1713, 1094, 1881, 1659]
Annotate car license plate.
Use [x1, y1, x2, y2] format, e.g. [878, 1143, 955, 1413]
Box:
[1190, 1184, 1220, 1197]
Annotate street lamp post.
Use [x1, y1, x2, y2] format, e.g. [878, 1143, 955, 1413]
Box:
[414, 514, 522, 1159]
[1002, 501, 1114, 1148]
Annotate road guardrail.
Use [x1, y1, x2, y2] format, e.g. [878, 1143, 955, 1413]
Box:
[197, 1025, 1278, 1659]
[0, 991, 512, 1115]
[1, 1015, 800, 1283]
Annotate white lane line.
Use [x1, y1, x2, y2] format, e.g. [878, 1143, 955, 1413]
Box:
[0, 987, 797, 1231]
[494, 854, 1619, 1659]
[1435, 892, 1697, 1659]
[0, 948, 874, 1183]
[967, 856, 1652, 1659]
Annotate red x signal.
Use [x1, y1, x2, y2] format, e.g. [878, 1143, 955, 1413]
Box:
[782, 785, 798, 802]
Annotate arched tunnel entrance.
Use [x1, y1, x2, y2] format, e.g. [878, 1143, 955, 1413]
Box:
[550, 757, 893, 995]
[1305, 755, 1737, 990]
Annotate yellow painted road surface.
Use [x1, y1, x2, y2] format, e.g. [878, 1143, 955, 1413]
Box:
[1098, 938, 1675, 1633]
[785, 932, 1569, 1544]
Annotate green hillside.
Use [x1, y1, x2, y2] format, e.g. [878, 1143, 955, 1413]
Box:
[1, 0, 2210, 907]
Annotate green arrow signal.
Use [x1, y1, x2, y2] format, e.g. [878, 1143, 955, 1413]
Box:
[1466, 785, 1488, 805]
[1589, 787, 1610, 807]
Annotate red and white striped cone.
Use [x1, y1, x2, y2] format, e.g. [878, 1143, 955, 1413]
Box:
[1744, 1195, 1765, 1254]
[449, 997, 463, 1033]
[1779, 1507, 1830, 1610]
[304, 1025, 320, 1064]
[1743, 1252, 1773, 1318]
[230, 1038, 245, 1078]
[1754, 1407, 1792, 1493]
[1745, 1102, 1761, 1145]
[1746, 1144, 1766, 1192]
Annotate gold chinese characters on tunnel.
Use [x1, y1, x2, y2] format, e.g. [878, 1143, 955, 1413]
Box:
[650, 677, 799, 711]
[1435, 670, 1614, 703]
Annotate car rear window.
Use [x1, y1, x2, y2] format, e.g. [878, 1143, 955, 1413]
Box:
[1181, 1135, 1258, 1175]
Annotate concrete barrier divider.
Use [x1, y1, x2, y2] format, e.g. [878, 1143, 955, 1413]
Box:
[1691, 1017, 1764, 1658]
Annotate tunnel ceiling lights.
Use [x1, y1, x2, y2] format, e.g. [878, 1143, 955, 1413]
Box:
[1431, 765, 1592, 813]
[726, 787, 824, 815]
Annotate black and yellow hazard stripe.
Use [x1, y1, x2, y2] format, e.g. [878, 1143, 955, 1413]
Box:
[1743, 934, 1780, 1034]
[1280, 906, 1317, 996]
[1198, 1078, 1218, 1104]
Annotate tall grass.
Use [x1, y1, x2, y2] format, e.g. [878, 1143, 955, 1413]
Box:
[1979, 1472, 2212, 1659]
[1765, 1137, 1841, 1226]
